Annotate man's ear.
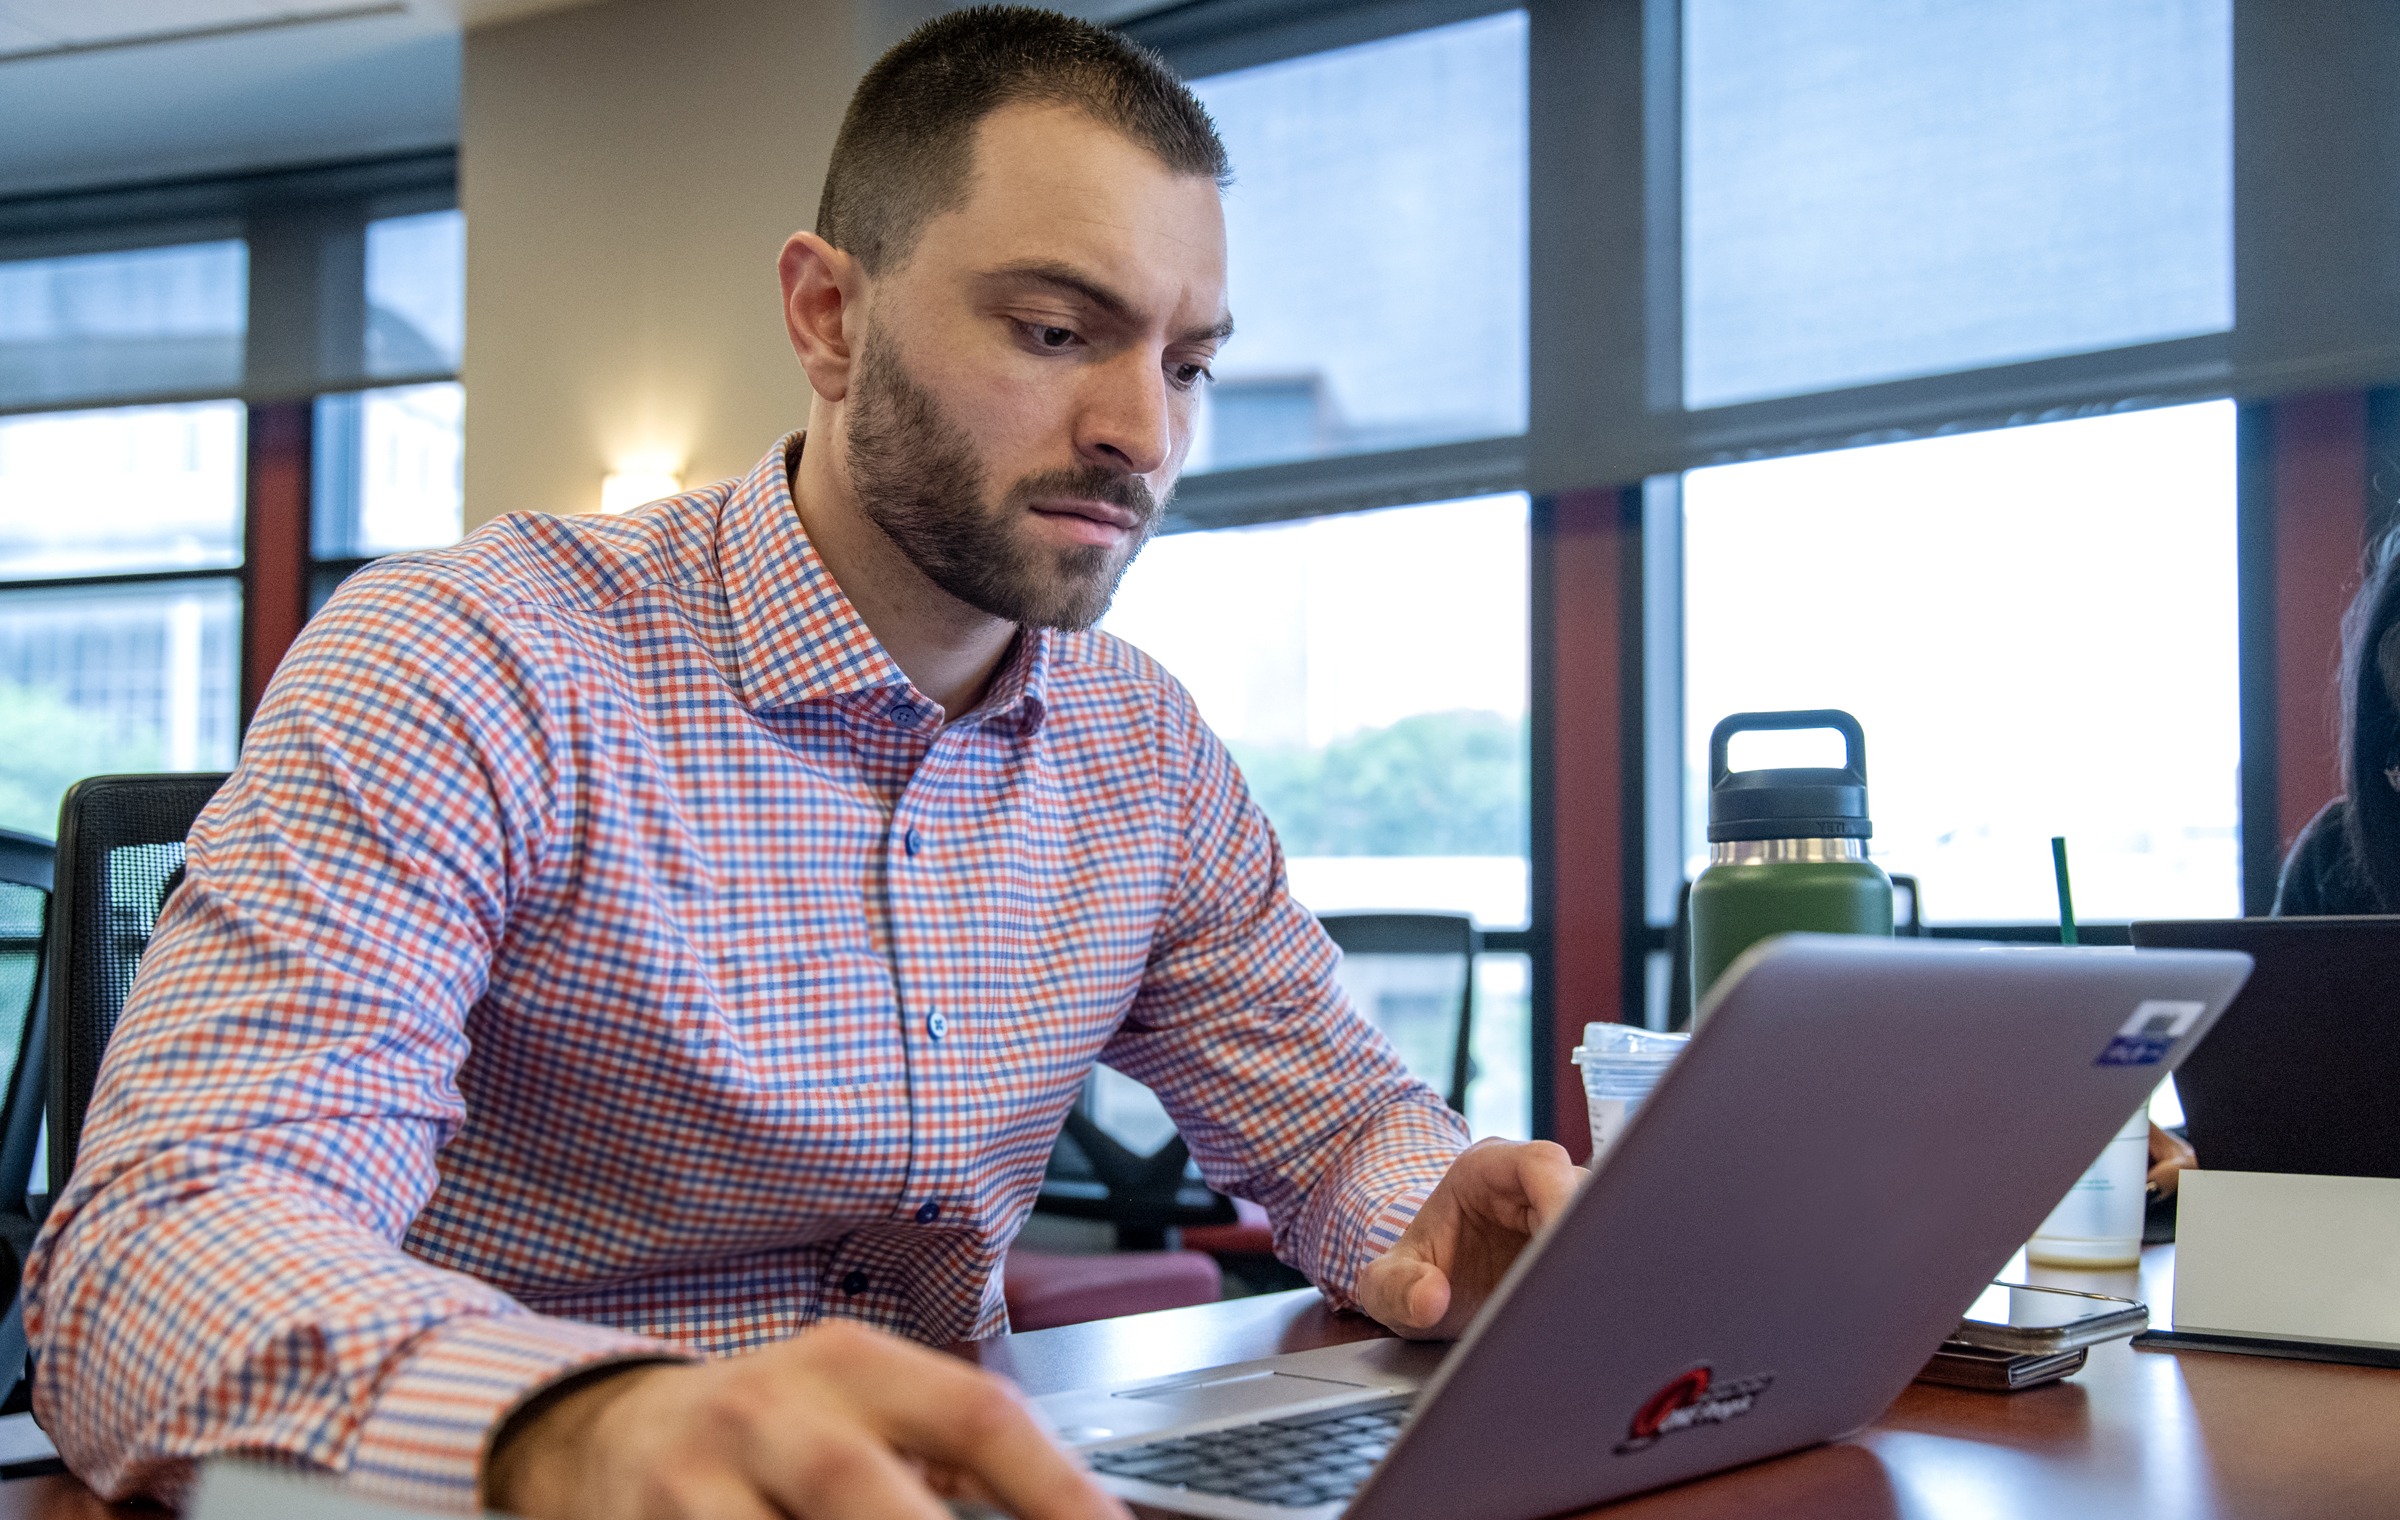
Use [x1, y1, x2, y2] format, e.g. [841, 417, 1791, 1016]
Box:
[779, 231, 865, 403]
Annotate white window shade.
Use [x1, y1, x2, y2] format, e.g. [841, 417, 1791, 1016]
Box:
[1681, 0, 2232, 410]
[1191, 10, 1528, 473]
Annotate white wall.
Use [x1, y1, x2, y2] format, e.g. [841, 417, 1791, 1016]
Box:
[461, 0, 879, 526]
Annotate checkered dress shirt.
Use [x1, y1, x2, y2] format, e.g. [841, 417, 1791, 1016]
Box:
[22, 434, 1468, 1511]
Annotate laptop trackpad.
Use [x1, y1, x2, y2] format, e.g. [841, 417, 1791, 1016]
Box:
[1113, 1371, 1367, 1422]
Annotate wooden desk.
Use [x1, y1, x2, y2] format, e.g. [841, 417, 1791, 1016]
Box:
[10, 1246, 2400, 1517]
[967, 1245, 2400, 1520]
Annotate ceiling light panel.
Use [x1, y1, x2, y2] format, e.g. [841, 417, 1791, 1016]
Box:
[0, 0, 400, 56]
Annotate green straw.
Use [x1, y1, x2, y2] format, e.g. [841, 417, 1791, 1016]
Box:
[2051, 835, 2078, 946]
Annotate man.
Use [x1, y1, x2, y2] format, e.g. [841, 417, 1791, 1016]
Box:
[26, 10, 1577, 1518]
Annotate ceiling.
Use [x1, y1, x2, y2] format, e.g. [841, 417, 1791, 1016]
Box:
[0, 0, 1186, 203]
[0, 1, 402, 63]
[0, 0, 602, 200]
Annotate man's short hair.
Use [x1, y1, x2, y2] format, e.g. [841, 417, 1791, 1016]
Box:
[817, 6, 1230, 275]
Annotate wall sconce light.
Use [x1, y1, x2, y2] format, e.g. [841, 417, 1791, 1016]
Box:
[598, 457, 684, 515]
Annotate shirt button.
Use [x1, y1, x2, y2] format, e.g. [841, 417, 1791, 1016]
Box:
[926, 1011, 948, 1040]
[904, 826, 922, 856]
[915, 1200, 941, 1224]
[841, 1269, 869, 1296]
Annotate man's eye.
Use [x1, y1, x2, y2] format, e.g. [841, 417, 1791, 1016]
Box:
[1171, 363, 1212, 389]
[1035, 325, 1076, 348]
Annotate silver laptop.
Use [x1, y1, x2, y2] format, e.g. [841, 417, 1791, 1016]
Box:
[1035, 934, 2250, 1519]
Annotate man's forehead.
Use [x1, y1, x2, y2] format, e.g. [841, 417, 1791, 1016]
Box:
[924, 102, 1228, 321]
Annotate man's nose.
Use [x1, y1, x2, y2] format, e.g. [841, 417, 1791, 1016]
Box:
[1075, 351, 1174, 479]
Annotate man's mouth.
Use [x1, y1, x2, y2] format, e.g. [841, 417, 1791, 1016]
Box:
[1028, 496, 1144, 547]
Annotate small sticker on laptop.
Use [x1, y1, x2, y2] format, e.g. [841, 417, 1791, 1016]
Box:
[1613, 1365, 1775, 1454]
[2096, 1000, 2205, 1067]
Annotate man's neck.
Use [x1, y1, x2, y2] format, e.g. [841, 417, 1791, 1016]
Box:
[788, 430, 1020, 722]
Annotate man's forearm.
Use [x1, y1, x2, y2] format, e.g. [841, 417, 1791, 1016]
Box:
[27, 1143, 670, 1508]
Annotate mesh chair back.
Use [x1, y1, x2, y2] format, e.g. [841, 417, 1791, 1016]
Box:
[1318, 911, 1480, 1113]
[0, 832, 52, 1225]
[47, 774, 228, 1196]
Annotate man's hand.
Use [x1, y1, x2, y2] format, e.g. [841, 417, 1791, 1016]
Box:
[1353, 1138, 1582, 1342]
[486, 1319, 1128, 1520]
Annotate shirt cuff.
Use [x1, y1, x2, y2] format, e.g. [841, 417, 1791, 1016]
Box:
[1316, 1185, 1435, 1315]
[346, 1313, 685, 1513]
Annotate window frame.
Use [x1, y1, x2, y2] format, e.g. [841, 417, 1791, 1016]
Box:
[1128, 0, 2353, 1141]
[0, 148, 460, 729]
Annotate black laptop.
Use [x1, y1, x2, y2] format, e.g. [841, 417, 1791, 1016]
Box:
[2130, 915, 2400, 1178]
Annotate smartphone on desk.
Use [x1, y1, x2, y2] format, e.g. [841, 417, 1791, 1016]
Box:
[1949, 1282, 2147, 1355]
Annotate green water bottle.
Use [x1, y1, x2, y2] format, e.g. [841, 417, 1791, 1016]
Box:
[1689, 709, 1893, 1023]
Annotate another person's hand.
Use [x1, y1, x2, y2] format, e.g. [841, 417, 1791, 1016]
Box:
[1353, 1138, 1582, 1342]
[2148, 1121, 2197, 1199]
[485, 1319, 1128, 1520]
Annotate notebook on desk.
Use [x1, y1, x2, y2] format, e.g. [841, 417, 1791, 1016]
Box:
[1034, 934, 2251, 1520]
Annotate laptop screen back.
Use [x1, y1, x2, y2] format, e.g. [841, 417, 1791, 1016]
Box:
[2130, 916, 2400, 1179]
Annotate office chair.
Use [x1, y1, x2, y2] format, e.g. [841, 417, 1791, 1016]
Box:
[0, 829, 56, 1407]
[1665, 872, 1922, 1032]
[1316, 911, 1479, 1113]
[46, 773, 229, 1199]
[1034, 910, 1487, 1238]
[1178, 911, 1481, 1286]
[0, 831, 52, 1231]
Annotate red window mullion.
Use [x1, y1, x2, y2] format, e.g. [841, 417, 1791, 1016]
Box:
[241, 400, 313, 727]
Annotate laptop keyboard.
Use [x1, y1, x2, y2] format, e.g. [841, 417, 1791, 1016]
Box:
[1086, 1395, 1412, 1511]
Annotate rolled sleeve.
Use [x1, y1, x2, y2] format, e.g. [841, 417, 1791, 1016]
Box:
[349, 1315, 684, 1512]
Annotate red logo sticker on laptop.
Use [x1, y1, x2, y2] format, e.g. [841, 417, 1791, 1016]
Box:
[1613, 1364, 1776, 1454]
[2096, 999, 2206, 1067]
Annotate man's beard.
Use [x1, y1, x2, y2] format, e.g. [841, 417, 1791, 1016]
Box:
[843, 330, 1162, 631]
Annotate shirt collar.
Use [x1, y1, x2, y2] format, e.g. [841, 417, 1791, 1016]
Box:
[717, 432, 1052, 732]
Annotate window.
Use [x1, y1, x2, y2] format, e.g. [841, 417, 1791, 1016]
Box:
[365, 209, 464, 377]
[1681, 0, 2232, 408]
[0, 580, 239, 836]
[1123, 1, 2394, 1142]
[0, 157, 462, 840]
[1188, 10, 1527, 472]
[314, 382, 465, 560]
[1679, 401, 2240, 923]
[1108, 494, 1529, 925]
[0, 401, 244, 578]
[1105, 493, 1530, 1136]
[0, 240, 247, 410]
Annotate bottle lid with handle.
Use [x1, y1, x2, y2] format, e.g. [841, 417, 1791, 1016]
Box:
[1707, 708, 1873, 842]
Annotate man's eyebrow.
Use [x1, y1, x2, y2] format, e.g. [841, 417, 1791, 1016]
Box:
[981, 260, 1233, 346]
[1182, 313, 1236, 346]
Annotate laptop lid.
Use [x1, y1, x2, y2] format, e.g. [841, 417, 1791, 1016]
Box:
[2129, 915, 2400, 1178]
[1342, 934, 2248, 1520]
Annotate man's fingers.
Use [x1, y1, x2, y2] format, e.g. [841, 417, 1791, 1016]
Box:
[745, 1419, 952, 1520]
[798, 1326, 1126, 1520]
[1357, 1252, 1450, 1338]
[656, 1470, 789, 1520]
[1511, 1141, 1581, 1231]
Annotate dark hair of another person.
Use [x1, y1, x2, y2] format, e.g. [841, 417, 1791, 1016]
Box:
[2339, 526, 2400, 908]
[816, 6, 1230, 276]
